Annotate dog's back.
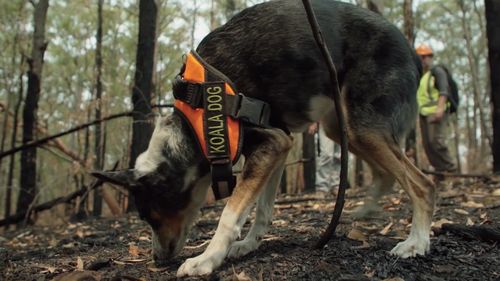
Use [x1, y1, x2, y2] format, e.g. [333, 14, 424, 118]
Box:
[197, 0, 420, 141]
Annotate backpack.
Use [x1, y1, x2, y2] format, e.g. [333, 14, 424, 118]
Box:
[430, 65, 459, 114]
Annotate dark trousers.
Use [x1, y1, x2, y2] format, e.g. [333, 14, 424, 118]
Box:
[419, 114, 457, 172]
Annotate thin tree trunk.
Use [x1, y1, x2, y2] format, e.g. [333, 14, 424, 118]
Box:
[485, 0, 500, 173]
[355, 157, 364, 188]
[128, 0, 158, 211]
[93, 0, 104, 217]
[465, 89, 476, 171]
[190, 0, 198, 49]
[210, 0, 216, 30]
[403, 0, 414, 45]
[6, 57, 25, 223]
[452, 115, 462, 173]
[402, 0, 418, 167]
[302, 132, 316, 193]
[17, 0, 49, 218]
[458, 0, 491, 152]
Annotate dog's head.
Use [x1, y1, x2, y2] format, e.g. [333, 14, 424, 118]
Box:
[92, 113, 209, 263]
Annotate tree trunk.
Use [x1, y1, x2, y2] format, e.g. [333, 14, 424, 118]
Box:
[354, 157, 364, 188]
[452, 115, 462, 173]
[458, 0, 491, 154]
[302, 132, 316, 193]
[129, 0, 157, 169]
[402, 0, 418, 166]
[128, 0, 157, 210]
[403, 0, 414, 45]
[190, 0, 197, 49]
[485, 0, 500, 173]
[93, 0, 104, 217]
[17, 0, 49, 217]
[5, 58, 25, 223]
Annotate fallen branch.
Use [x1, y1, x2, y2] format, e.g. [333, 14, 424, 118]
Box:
[436, 223, 500, 242]
[0, 104, 173, 160]
[422, 169, 492, 179]
[0, 111, 132, 159]
[0, 162, 119, 227]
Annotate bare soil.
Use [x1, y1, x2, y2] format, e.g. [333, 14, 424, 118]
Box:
[1, 177, 500, 281]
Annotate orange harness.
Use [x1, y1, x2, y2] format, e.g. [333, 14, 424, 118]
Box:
[173, 51, 270, 199]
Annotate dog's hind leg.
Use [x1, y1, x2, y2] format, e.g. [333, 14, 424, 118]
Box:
[321, 105, 432, 249]
[320, 105, 395, 219]
[352, 165, 395, 219]
[227, 159, 285, 258]
[177, 128, 292, 277]
[349, 131, 435, 258]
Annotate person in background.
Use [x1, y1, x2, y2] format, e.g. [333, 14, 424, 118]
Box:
[415, 44, 457, 176]
[308, 122, 340, 193]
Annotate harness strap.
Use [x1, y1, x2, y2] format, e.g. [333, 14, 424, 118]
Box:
[200, 81, 236, 198]
[173, 77, 271, 127]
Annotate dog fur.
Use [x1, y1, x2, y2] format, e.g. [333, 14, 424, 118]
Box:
[93, 0, 435, 277]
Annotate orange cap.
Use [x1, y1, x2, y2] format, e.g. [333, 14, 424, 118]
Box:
[416, 44, 433, 56]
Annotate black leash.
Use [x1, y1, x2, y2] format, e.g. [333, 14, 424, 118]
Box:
[301, 0, 350, 249]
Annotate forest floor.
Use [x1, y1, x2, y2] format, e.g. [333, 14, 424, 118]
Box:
[1, 176, 500, 281]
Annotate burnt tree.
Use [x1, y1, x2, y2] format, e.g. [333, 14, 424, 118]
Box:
[485, 0, 500, 173]
[93, 0, 105, 216]
[128, 0, 157, 210]
[17, 0, 49, 216]
[130, 0, 157, 168]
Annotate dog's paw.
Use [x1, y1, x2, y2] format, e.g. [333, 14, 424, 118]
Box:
[228, 238, 260, 258]
[390, 236, 430, 258]
[176, 254, 221, 277]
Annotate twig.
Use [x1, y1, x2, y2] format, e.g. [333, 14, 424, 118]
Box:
[0, 103, 173, 160]
[422, 169, 492, 179]
[0, 162, 119, 227]
[0, 112, 132, 159]
[300, 0, 349, 249]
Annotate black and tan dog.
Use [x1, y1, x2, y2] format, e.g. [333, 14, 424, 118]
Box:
[93, 0, 435, 277]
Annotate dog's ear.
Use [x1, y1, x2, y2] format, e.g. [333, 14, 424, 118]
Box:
[91, 169, 138, 188]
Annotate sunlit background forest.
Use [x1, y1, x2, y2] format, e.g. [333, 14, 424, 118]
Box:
[0, 0, 495, 224]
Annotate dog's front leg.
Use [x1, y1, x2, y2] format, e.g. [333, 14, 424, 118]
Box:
[176, 128, 292, 277]
[227, 160, 285, 258]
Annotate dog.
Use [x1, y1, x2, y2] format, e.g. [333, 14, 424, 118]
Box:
[92, 0, 435, 277]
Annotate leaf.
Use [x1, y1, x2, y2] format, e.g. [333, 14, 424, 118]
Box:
[129, 244, 140, 257]
[379, 222, 394, 236]
[466, 217, 474, 226]
[352, 240, 371, 249]
[232, 266, 253, 281]
[347, 228, 367, 242]
[454, 209, 469, 215]
[113, 259, 147, 265]
[461, 201, 485, 208]
[37, 264, 57, 274]
[492, 189, 500, 196]
[432, 218, 454, 228]
[76, 257, 84, 271]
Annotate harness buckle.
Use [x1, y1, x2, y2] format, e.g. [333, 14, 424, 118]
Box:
[209, 156, 235, 199]
[173, 76, 204, 108]
[235, 94, 271, 126]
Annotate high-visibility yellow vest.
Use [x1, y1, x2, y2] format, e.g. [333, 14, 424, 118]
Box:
[417, 71, 440, 116]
